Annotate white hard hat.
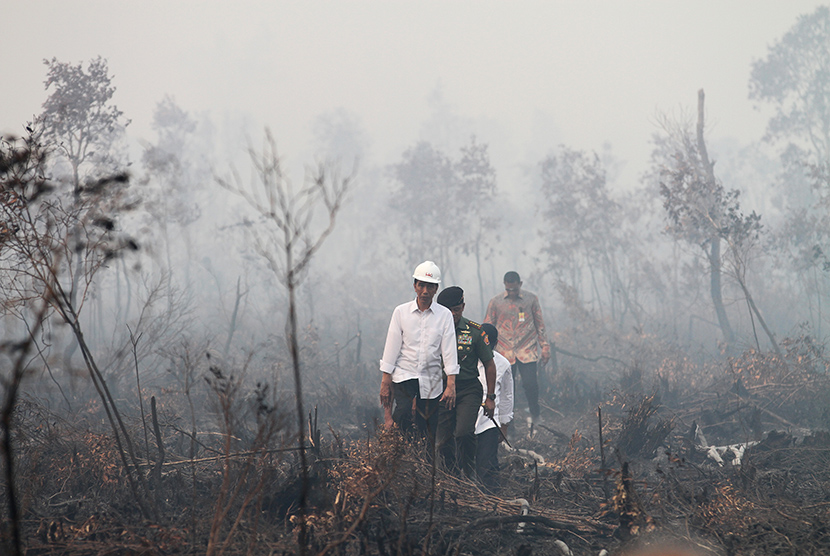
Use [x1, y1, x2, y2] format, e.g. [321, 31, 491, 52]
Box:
[412, 260, 441, 284]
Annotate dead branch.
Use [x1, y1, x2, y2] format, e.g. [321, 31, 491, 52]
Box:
[136, 446, 303, 468]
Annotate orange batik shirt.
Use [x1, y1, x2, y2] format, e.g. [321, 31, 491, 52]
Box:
[484, 289, 550, 365]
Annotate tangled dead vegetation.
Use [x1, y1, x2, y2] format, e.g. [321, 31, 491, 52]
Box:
[3, 340, 830, 555]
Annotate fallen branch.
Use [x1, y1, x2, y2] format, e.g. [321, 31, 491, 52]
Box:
[553, 346, 625, 366]
[430, 472, 613, 534]
[136, 446, 303, 468]
[446, 514, 603, 555]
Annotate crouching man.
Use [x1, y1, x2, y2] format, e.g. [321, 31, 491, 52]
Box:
[475, 323, 514, 492]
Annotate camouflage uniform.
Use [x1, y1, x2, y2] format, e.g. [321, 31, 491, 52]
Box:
[437, 316, 494, 477]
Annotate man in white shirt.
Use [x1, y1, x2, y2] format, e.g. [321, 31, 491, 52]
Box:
[475, 323, 514, 492]
[379, 261, 459, 444]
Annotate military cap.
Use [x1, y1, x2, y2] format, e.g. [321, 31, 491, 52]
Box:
[437, 286, 464, 308]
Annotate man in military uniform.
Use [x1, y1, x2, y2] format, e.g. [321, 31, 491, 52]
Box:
[436, 286, 496, 478]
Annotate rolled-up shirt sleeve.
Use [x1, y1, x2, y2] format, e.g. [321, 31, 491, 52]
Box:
[379, 307, 402, 374]
[440, 312, 459, 376]
[499, 364, 514, 426]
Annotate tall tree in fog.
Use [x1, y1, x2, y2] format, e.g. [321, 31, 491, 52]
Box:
[455, 137, 497, 310]
[390, 142, 458, 277]
[36, 56, 131, 343]
[0, 129, 151, 525]
[27, 62, 147, 498]
[658, 91, 776, 353]
[750, 6, 830, 170]
[750, 6, 830, 332]
[217, 129, 352, 554]
[141, 96, 204, 291]
[311, 108, 390, 345]
[656, 92, 734, 348]
[537, 147, 639, 328]
[38, 57, 130, 189]
[390, 139, 497, 293]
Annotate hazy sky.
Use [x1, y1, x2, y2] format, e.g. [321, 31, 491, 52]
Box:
[2, 2, 827, 188]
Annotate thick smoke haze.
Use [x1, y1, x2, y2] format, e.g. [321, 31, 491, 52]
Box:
[1, 2, 829, 383]
[1, 2, 824, 183]
[4, 5, 830, 554]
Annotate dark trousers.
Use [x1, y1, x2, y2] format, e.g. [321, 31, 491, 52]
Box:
[513, 360, 540, 418]
[392, 379, 439, 447]
[476, 427, 500, 492]
[437, 378, 483, 478]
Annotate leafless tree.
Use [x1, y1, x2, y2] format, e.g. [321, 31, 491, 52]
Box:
[0, 128, 152, 532]
[217, 128, 352, 554]
[0, 133, 52, 554]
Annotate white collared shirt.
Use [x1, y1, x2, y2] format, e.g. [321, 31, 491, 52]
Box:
[380, 298, 460, 399]
[475, 350, 514, 434]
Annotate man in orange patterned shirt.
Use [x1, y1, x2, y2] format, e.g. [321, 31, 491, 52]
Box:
[484, 271, 550, 429]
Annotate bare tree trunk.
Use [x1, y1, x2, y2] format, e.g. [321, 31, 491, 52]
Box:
[71, 319, 156, 520]
[215, 133, 351, 556]
[287, 267, 310, 556]
[475, 238, 485, 313]
[698, 89, 735, 349]
[116, 256, 133, 326]
[707, 238, 736, 347]
[222, 276, 246, 361]
[1, 302, 48, 556]
[733, 266, 783, 358]
[672, 242, 680, 340]
[65, 163, 83, 368]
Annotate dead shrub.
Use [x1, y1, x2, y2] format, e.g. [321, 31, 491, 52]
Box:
[612, 394, 675, 460]
[547, 430, 596, 478]
[725, 338, 830, 428]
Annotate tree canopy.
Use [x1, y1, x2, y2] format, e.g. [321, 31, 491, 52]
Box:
[749, 6, 830, 164]
[38, 56, 130, 187]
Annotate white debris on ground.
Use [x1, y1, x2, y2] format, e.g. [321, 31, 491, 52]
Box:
[506, 498, 531, 533]
[553, 539, 574, 556]
[692, 422, 760, 467]
[503, 444, 546, 464]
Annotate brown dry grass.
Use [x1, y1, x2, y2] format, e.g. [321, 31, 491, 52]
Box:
[5, 338, 830, 555]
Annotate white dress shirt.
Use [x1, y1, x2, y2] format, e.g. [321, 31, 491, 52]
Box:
[475, 350, 514, 434]
[380, 298, 460, 399]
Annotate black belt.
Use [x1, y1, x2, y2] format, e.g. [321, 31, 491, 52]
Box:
[444, 376, 480, 384]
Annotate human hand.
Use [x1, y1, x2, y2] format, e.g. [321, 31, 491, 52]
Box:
[383, 404, 395, 428]
[440, 382, 456, 410]
[483, 397, 496, 418]
[379, 375, 393, 409]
